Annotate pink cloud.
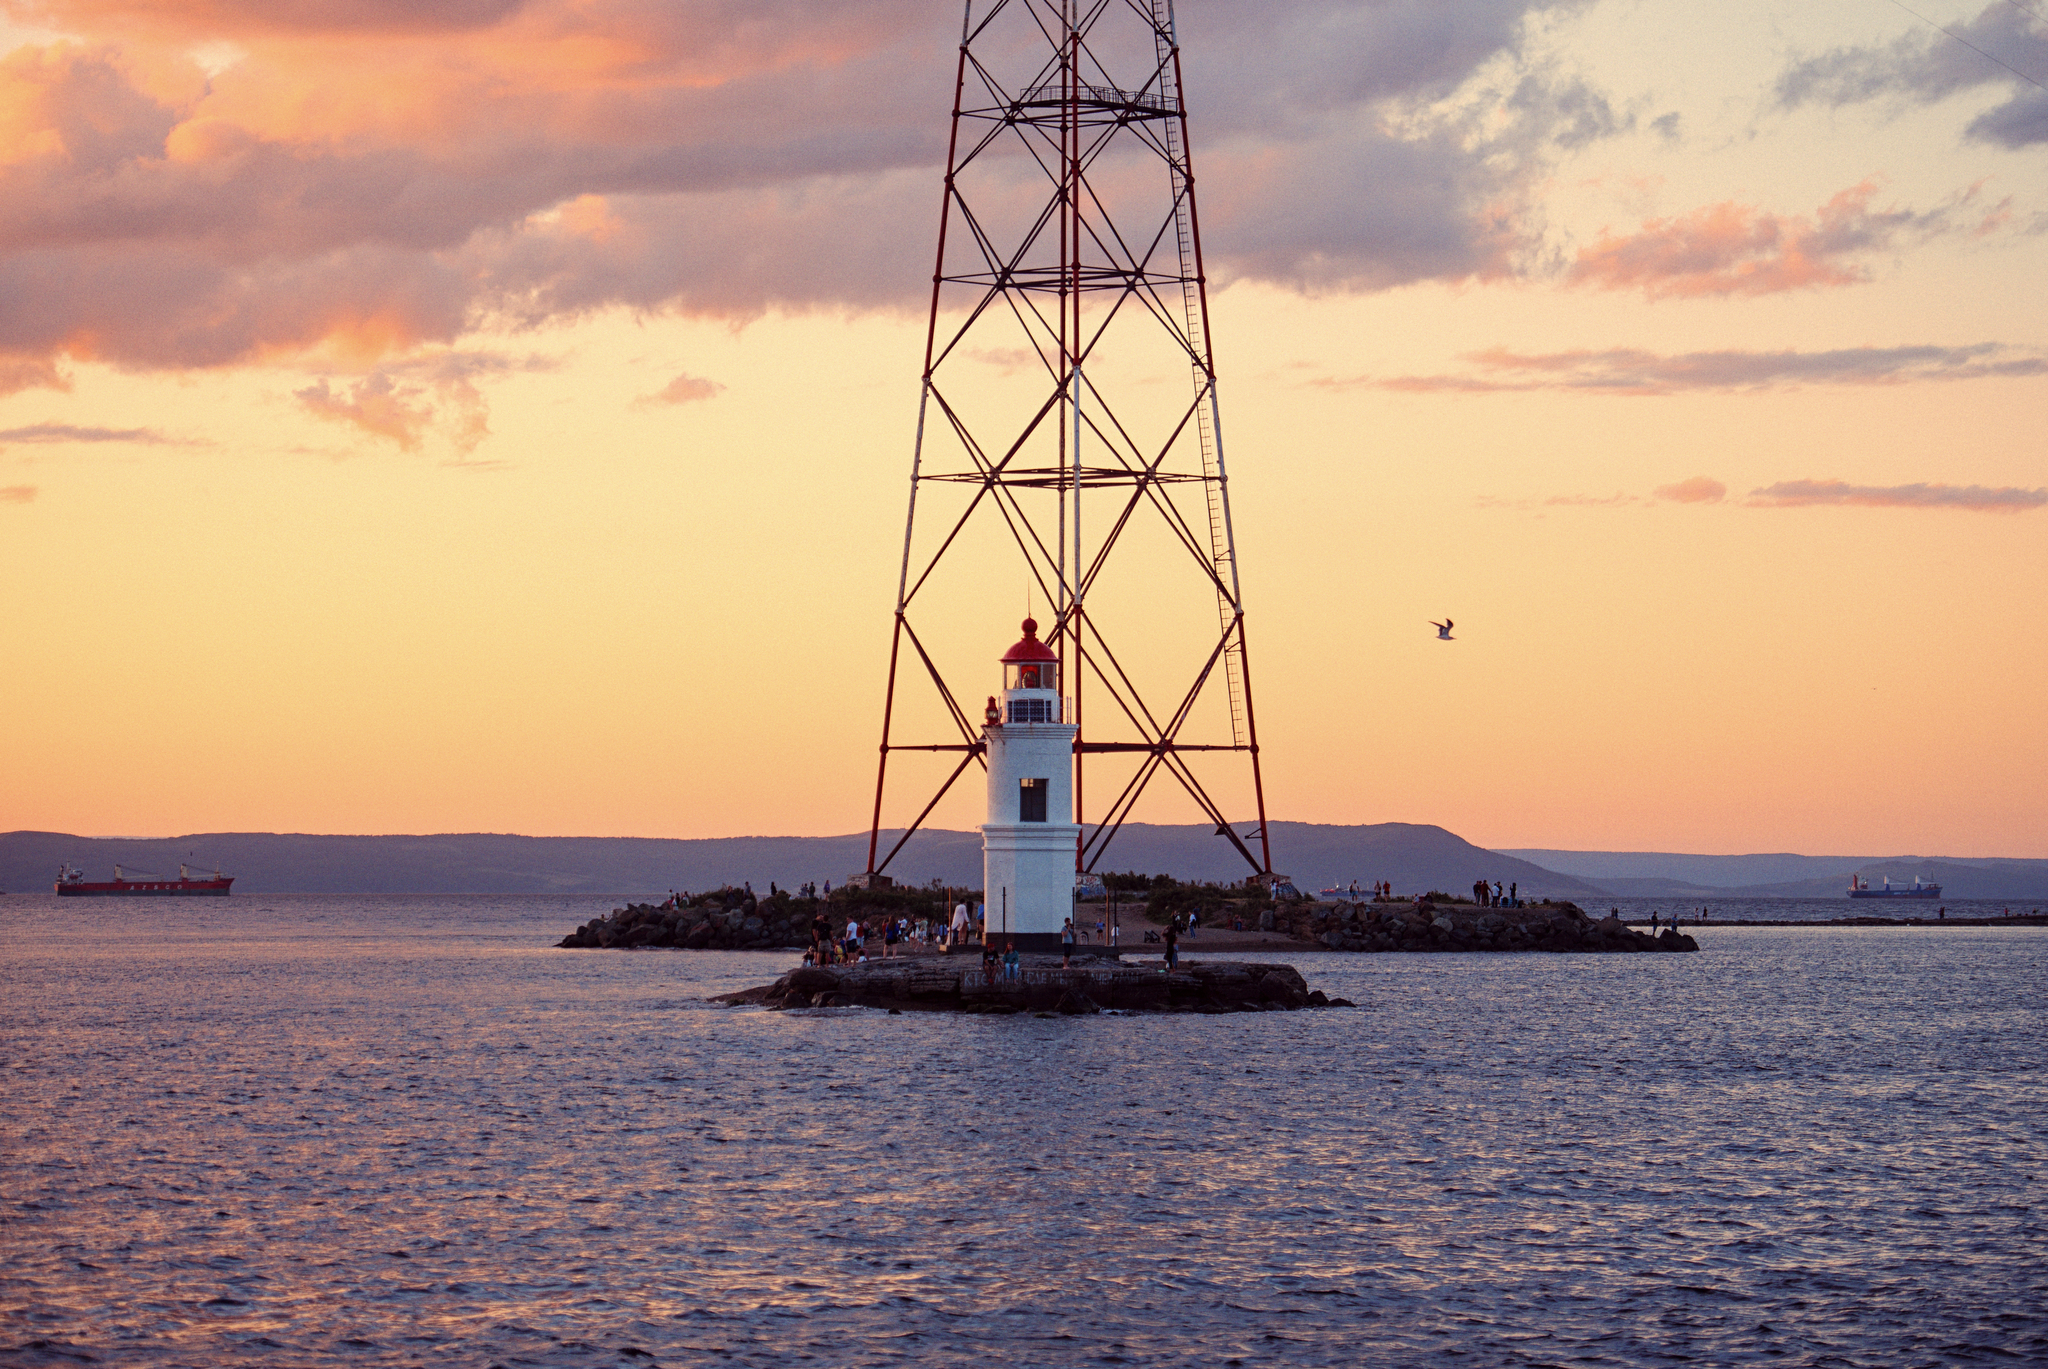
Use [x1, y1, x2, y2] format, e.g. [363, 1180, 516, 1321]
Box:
[1344, 343, 2048, 396]
[1496, 477, 2044, 514]
[0, 421, 174, 443]
[292, 352, 533, 452]
[1776, 7, 2048, 149]
[1569, 181, 1964, 299]
[10, 0, 525, 35]
[0, 484, 37, 502]
[1654, 476, 1725, 504]
[1747, 480, 2047, 512]
[965, 347, 1043, 377]
[639, 372, 723, 405]
[294, 373, 434, 449]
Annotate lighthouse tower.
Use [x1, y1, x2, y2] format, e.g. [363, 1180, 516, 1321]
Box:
[981, 619, 1080, 953]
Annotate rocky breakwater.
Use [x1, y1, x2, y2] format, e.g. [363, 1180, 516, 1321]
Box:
[1305, 900, 1697, 954]
[557, 889, 808, 952]
[714, 955, 1356, 1015]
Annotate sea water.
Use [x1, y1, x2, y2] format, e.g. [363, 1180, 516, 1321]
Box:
[2, 894, 2043, 1367]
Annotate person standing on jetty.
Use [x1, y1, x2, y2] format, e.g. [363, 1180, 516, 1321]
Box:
[1061, 917, 1076, 966]
[950, 901, 968, 947]
[1162, 917, 1179, 972]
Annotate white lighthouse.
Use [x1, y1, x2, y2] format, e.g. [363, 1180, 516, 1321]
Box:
[981, 618, 1080, 952]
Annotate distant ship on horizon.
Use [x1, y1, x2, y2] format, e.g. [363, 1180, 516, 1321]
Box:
[55, 862, 234, 897]
[1848, 875, 1940, 899]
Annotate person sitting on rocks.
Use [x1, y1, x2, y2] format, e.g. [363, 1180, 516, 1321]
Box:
[981, 940, 1000, 984]
[1004, 940, 1020, 982]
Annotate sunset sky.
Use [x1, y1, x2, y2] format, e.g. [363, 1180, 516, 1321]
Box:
[3, 0, 2044, 858]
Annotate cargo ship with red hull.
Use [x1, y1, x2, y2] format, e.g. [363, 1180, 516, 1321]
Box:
[55, 862, 233, 896]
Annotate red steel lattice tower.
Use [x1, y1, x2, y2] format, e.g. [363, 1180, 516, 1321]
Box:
[865, 0, 1273, 880]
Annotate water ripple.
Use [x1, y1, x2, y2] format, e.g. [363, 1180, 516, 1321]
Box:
[2, 896, 2044, 1366]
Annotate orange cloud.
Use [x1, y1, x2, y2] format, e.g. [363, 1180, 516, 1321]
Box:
[0, 0, 1612, 392]
[0, 484, 37, 502]
[290, 352, 548, 452]
[1569, 181, 1960, 299]
[0, 353, 71, 396]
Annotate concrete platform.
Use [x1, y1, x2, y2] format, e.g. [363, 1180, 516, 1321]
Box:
[713, 954, 1355, 1014]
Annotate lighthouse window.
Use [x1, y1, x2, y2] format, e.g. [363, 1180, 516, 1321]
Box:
[1007, 697, 1056, 724]
[1006, 662, 1058, 691]
[1019, 778, 1048, 822]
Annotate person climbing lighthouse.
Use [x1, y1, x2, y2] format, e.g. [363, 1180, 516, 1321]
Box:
[982, 618, 1081, 953]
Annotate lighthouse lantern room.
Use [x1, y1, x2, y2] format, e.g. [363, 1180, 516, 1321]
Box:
[982, 618, 1080, 952]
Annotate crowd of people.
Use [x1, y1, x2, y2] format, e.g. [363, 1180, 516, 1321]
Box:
[1471, 879, 1524, 909]
[798, 899, 984, 967]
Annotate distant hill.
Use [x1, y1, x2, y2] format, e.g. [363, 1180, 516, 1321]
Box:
[11, 830, 2040, 902]
[0, 823, 1603, 900]
[1501, 849, 2048, 901]
[1106, 822, 1605, 900]
[1498, 850, 1869, 887]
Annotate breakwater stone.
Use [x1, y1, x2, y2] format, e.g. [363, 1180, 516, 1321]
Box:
[1305, 902, 1698, 953]
[556, 898, 1698, 955]
[712, 955, 1356, 1015]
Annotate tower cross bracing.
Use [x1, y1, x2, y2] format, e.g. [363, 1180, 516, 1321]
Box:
[865, 0, 1273, 881]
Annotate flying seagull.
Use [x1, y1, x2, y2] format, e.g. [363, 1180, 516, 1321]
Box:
[1431, 619, 1454, 640]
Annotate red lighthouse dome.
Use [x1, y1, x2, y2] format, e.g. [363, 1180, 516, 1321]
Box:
[1001, 617, 1059, 664]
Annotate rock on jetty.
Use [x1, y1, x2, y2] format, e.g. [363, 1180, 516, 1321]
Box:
[558, 896, 807, 951]
[1305, 901, 1697, 953]
[714, 955, 1355, 1014]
